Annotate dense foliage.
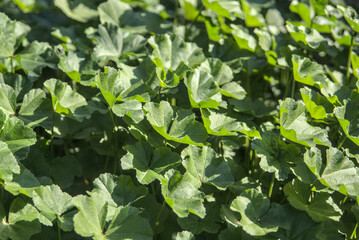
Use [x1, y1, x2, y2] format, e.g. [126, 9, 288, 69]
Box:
[1, 0, 359, 239]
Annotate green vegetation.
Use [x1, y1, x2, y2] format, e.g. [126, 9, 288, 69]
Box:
[0, 0, 359, 239]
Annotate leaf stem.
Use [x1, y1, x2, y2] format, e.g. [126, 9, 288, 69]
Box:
[158, 87, 161, 102]
[244, 136, 250, 173]
[268, 174, 275, 198]
[291, 76, 295, 99]
[351, 223, 358, 239]
[108, 108, 120, 175]
[346, 32, 354, 85]
[57, 218, 61, 240]
[10, 58, 14, 73]
[0, 184, 4, 203]
[50, 111, 55, 155]
[186, 5, 204, 38]
[154, 200, 166, 240]
[151, 182, 156, 196]
[246, 60, 251, 98]
[337, 135, 347, 149]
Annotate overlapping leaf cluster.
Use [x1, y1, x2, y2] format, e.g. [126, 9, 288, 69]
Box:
[0, 0, 359, 239]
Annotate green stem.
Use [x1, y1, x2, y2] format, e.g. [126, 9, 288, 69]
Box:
[57, 218, 62, 240]
[1, 184, 4, 203]
[50, 111, 55, 155]
[341, 195, 348, 206]
[151, 182, 156, 195]
[291, 76, 296, 99]
[338, 135, 347, 149]
[154, 201, 166, 240]
[268, 174, 275, 198]
[283, 69, 290, 98]
[108, 108, 120, 175]
[225, 190, 231, 204]
[186, 5, 204, 38]
[158, 87, 161, 102]
[10, 58, 14, 73]
[246, 60, 251, 98]
[244, 137, 250, 173]
[346, 32, 354, 85]
[351, 223, 358, 239]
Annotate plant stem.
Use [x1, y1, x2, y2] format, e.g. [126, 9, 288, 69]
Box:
[346, 32, 354, 85]
[151, 182, 156, 195]
[246, 60, 251, 98]
[244, 136, 250, 173]
[108, 108, 120, 175]
[158, 87, 161, 102]
[154, 201, 166, 240]
[291, 76, 295, 99]
[50, 111, 55, 155]
[338, 135, 347, 149]
[268, 174, 275, 198]
[10, 58, 14, 73]
[57, 218, 61, 240]
[186, 5, 204, 38]
[0, 185, 4, 203]
[351, 223, 358, 239]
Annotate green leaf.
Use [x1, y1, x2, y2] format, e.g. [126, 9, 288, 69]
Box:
[201, 108, 260, 137]
[337, 5, 359, 32]
[73, 193, 152, 239]
[252, 132, 302, 180]
[230, 189, 286, 236]
[177, 203, 221, 234]
[181, 145, 234, 190]
[172, 231, 195, 240]
[92, 24, 123, 63]
[95, 66, 152, 107]
[98, 0, 131, 26]
[300, 87, 333, 120]
[292, 55, 331, 89]
[0, 117, 36, 156]
[161, 170, 206, 218]
[51, 155, 82, 189]
[304, 147, 359, 196]
[0, 12, 30, 58]
[91, 173, 149, 206]
[32, 184, 74, 231]
[54, 0, 98, 23]
[231, 25, 257, 52]
[202, 0, 243, 20]
[44, 78, 88, 121]
[184, 69, 222, 109]
[230, 98, 275, 118]
[148, 34, 205, 87]
[279, 98, 331, 147]
[18, 89, 46, 116]
[284, 179, 342, 222]
[14, 41, 56, 79]
[144, 101, 208, 146]
[334, 101, 359, 146]
[112, 100, 144, 123]
[0, 141, 20, 181]
[121, 141, 180, 184]
[289, 0, 313, 26]
[0, 199, 41, 240]
[198, 58, 234, 86]
[4, 168, 41, 197]
[286, 22, 336, 55]
[0, 83, 16, 115]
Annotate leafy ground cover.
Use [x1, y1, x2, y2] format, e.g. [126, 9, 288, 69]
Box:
[1, 0, 359, 239]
